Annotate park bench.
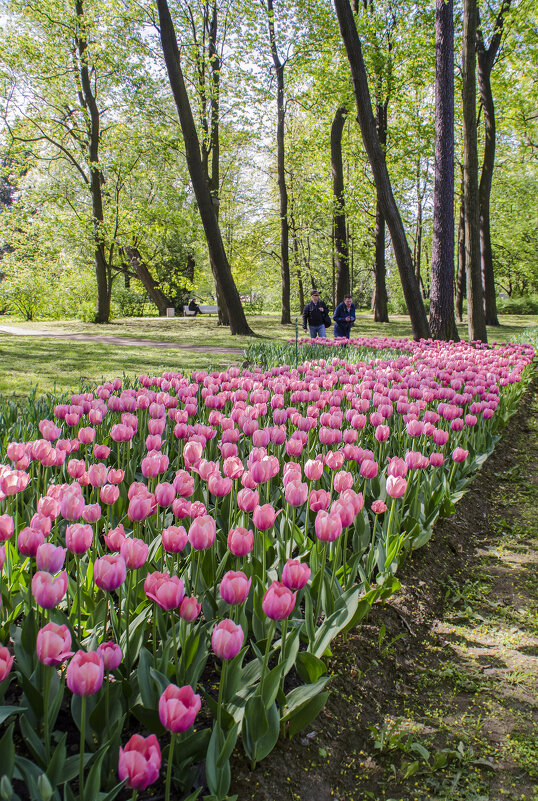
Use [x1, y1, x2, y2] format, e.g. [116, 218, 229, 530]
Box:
[182, 304, 219, 316]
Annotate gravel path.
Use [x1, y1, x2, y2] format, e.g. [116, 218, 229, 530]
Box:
[0, 325, 243, 354]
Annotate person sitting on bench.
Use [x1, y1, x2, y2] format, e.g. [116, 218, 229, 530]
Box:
[188, 298, 202, 316]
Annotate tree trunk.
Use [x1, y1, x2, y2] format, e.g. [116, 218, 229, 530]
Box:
[125, 246, 172, 315]
[333, 0, 430, 340]
[372, 203, 389, 321]
[456, 185, 466, 323]
[157, 0, 253, 336]
[331, 106, 350, 304]
[430, 0, 459, 341]
[373, 101, 389, 322]
[477, 0, 510, 327]
[75, 0, 110, 323]
[462, 0, 487, 341]
[267, 0, 291, 324]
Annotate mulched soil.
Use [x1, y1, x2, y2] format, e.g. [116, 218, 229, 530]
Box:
[230, 373, 538, 801]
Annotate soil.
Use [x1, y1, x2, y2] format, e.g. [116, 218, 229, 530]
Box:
[230, 373, 538, 801]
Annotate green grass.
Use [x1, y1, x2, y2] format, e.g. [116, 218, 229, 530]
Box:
[0, 338, 240, 398]
[0, 312, 536, 399]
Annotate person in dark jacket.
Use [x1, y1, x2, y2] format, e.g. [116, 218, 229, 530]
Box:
[302, 290, 331, 338]
[333, 294, 356, 338]
[188, 298, 202, 316]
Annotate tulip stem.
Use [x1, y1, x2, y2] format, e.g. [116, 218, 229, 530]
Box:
[125, 571, 133, 673]
[314, 542, 328, 625]
[165, 733, 176, 801]
[172, 613, 179, 682]
[261, 620, 276, 696]
[217, 660, 227, 730]
[43, 666, 52, 762]
[79, 696, 87, 801]
[76, 558, 81, 642]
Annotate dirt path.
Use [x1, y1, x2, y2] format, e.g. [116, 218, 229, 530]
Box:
[0, 325, 243, 354]
[231, 374, 538, 801]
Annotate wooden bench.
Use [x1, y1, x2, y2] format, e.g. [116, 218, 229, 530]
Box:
[183, 305, 219, 316]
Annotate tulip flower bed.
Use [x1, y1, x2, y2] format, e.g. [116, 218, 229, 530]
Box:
[0, 338, 535, 801]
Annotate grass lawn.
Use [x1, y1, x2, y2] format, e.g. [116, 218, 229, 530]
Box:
[1, 312, 536, 399]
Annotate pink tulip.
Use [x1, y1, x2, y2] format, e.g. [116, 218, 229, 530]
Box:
[104, 523, 126, 552]
[100, 484, 119, 505]
[0, 515, 14, 542]
[32, 571, 68, 609]
[360, 459, 379, 479]
[304, 458, 324, 481]
[144, 571, 185, 610]
[158, 684, 201, 733]
[330, 499, 355, 529]
[262, 581, 296, 620]
[219, 571, 251, 605]
[386, 475, 407, 498]
[222, 456, 244, 480]
[227, 527, 254, 557]
[183, 440, 203, 469]
[78, 427, 96, 444]
[93, 555, 127, 591]
[60, 490, 85, 521]
[211, 619, 244, 660]
[118, 734, 161, 791]
[452, 447, 469, 462]
[30, 513, 52, 537]
[36, 623, 73, 666]
[67, 459, 86, 479]
[324, 450, 345, 470]
[97, 641, 123, 671]
[282, 559, 311, 590]
[237, 488, 259, 512]
[88, 463, 108, 488]
[188, 516, 216, 550]
[374, 424, 390, 442]
[429, 452, 445, 467]
[0, 646, 14, 680]
[120, 537, 149, 570]
[162, 525, 188, 554]
[107, 468, 125, 484]
[314, 510, 343, 542]
[37, 496, 61, 520]
[18, 527, 45, 557]
[371, 500, 387, 514]
[154, 482, 175, 507]
[179, 595, 202, 622]
[82, 503, 101, 524]
[66, 650, 104, 696]
[333, 471, 354, 493]
[284, 480, 308, 507]
[308, 489, 331, 512]
[66, 523, 93, 555]
[128, 494, 155, 522]
[36, 543, 66, 574]
[387, 457, 408, 478]
[93, 444, 111, 460]
[173, 470, 195, 497]
[252, 504, 277, 531]
[405, 451, 429, 470]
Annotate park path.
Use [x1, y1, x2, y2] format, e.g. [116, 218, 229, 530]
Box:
[0, 324, 243, 355]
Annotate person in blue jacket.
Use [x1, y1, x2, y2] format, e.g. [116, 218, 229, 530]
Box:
[333, 294, 356, 338]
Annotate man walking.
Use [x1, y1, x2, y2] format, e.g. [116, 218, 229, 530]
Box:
[333, 294, 356, 339]
[302, 289, 331, 338]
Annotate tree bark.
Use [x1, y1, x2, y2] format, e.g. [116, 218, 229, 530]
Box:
[157, 0, 253, 335]
[267, 0, 291, 324]
[477, 0, 510, 327]
[462, 0, 487, 341]
[75, 0, 110, 323]
[331, 106, 350, 304]
[125, 246, 172, 315]
[430, 0, 459, 341]
[333, 0, 430, 339]
[456, 180, 466, 323]
[373, 101, 389, 322]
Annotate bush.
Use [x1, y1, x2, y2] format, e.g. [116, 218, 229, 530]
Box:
[496, 294, 538, 315]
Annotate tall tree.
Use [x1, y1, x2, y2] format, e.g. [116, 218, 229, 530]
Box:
[267, 0, 291, 324]
[429, 0, 459, 340]
[156, 0, 253, 335]
[333, 0, 430, 339]
[331, 105, 350, 303]
[462, 0, 487, 341]
[477, 0, 511, 326]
